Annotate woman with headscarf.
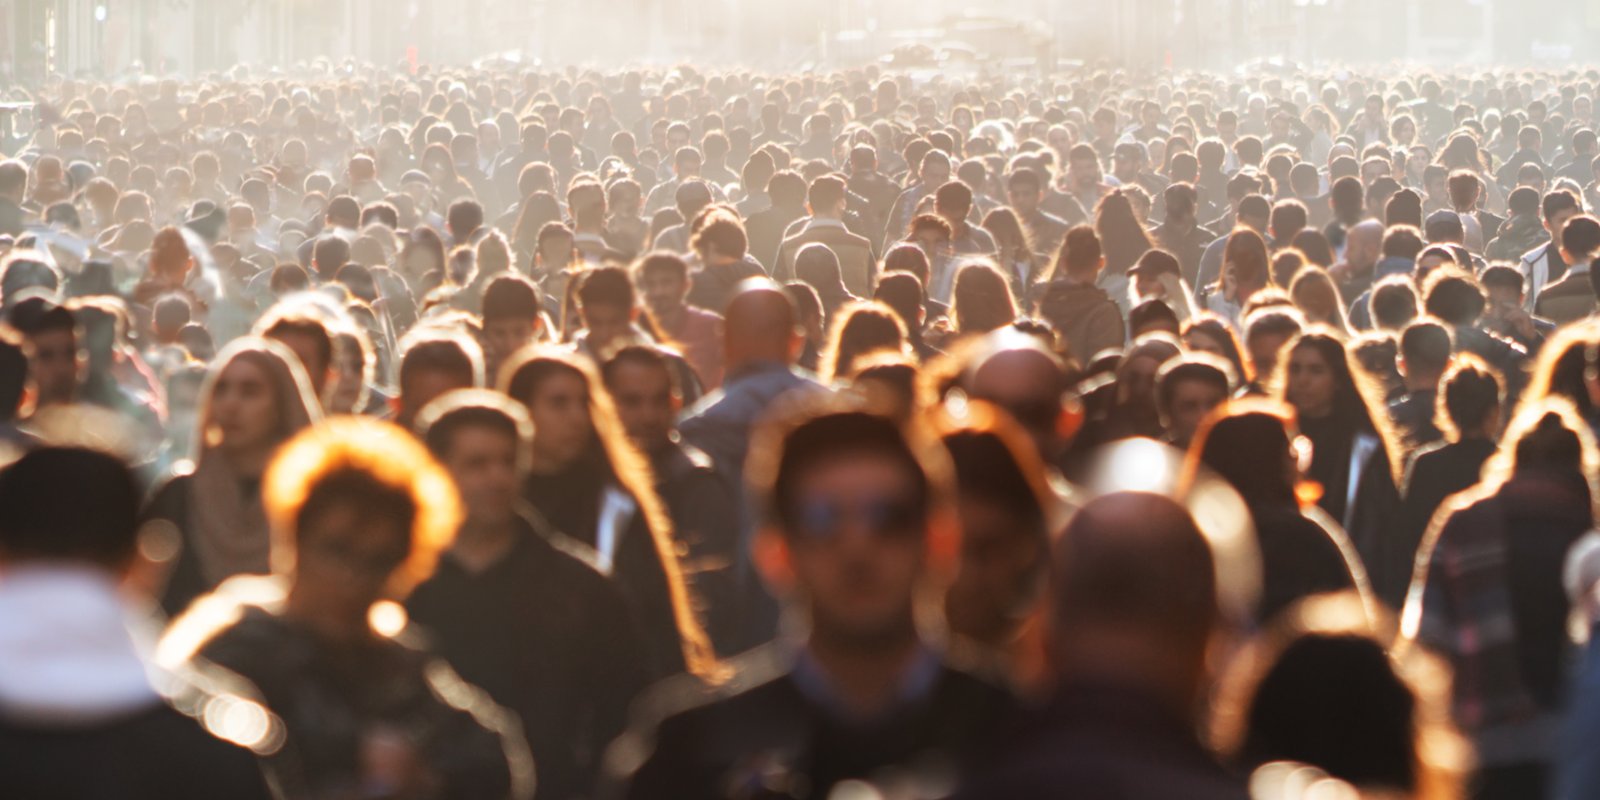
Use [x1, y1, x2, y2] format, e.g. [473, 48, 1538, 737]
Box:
[144, 337, 323, 615]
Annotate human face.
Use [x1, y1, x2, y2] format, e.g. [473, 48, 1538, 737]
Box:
[288, 502, 409, 639]
[1112, 151, 1140, 182]
[527, 371, 593, 468]
[1135, 270, 1167, 299]
[1165, 378, 1228, 448]
[945, 497, 1042, 643]
[330, 342, 365, 415]
[209, 358, 280, 455]
[784, 454, 926, 645]
[28, 329, 79, 406]
[1069, 155, 1100, 187]
[442, 425, 521, 528]
[1117, 355, 1164, 407]
[606, 360, 677, 452]
[1286, 346, 1337, 419]
[1006, 183, 1041, 217]
[639, 269, 688, 316]
[484, 318, 537, 375]
[922, 160, 950, 188]
[581, 303, 633, 350]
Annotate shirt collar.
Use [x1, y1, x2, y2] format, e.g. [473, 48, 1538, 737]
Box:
[789, 641, 943, 722]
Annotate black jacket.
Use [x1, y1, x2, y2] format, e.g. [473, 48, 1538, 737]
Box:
[0, 705, 274, 800]
[951, 683, 1249, 800]
[603, 646, 1015, 800]
[408, 516, 650, 800]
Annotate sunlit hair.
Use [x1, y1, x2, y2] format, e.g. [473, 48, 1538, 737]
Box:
[929, 398, 1059, 532]
[196, 337, 323, 460]
[1185, 397, 1300, 508]
[1212, 592, 1469, 800]
[330, 328, 375, 415]
[1183, 313, 1251, 383]
[1434, 353, 1503, 443]
[498, 345, 717, 678]
[1478, 396, 1600, 518]
[263, 416, 462, 599]
[1288, 267, 1350, 334]
[415, 388, 535, 475]
[1520, 319, 1600, 423]
[951, 260, 1018, 335]
[1271, 327, 1405, 485]
[820, 300, 909, 384]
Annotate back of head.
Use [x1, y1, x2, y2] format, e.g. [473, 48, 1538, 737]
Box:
[1050, 492, 1217, 693]
[0, 447, 140, 569]
[795, 242, 843, 290]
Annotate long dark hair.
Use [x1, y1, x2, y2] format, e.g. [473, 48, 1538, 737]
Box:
[1192, 400, 1300, 508]
[499, 347, 719, 679]
[1273, 329, 1403, 484]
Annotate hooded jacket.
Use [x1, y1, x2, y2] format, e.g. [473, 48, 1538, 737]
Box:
[1037, 279, 1127, 365]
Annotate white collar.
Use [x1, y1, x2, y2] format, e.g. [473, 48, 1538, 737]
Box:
[804, 217, 848, 231]
[0, 564, 164, 725]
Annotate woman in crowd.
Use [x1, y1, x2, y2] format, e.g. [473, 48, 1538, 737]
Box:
[1273, 329, 1405, 605]
[499, 346, 715, 680]
[144, 337, 322, 614]
[1189, 399, 1370, 622]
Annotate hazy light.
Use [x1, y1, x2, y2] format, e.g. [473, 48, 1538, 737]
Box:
[94, 5, 107, 22]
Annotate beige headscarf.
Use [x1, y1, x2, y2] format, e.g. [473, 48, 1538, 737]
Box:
[187, 337, 322, 585]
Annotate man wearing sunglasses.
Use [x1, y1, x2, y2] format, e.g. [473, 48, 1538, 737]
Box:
[604, 401, 1015, 799]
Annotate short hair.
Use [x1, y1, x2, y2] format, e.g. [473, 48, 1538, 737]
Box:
[260, 312, 335, 375]
[1243, 308, 1303, 347]
[417, 388, 533, 471]
[1480, 264, 1525, 295]
[263, 417, 462, 596]
[750, 399, 943, 535]
[689, 212, 748, 259]
[1439, 355, 1503, 438]
[1446, 170, 1481, 210]
[808, 174, 847, 211]
[1381, 226, 1426, 260]
[0, 447, 141, 568]
[1423, 269, 1486, 325]
[1157, 354, 1235, 414]
[1399, 318, 1453, 377]
[1057, 225, 1103, 279]
[1561, 215, 1600, 258]
[481, 274, 542, 325]
[577, 265, 636, 311]
[399, 331, 484, 392]
[1008, 167, 1044, 193]
[935, 180, 973, 214]
[1507, 186, 1540, 217]
[1370, 276, 1420, 330]
[1544, 190, 1581, 222]
[767, 170, 808, 206]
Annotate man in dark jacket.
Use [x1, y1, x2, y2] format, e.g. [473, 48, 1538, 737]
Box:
[686, 212, 766, 314]
[408, 393, 650, 800]
[604, 403, 1015, 800]
[0, 447, 273, 800]
[1151, 182, 1217, 286]
[952, 492, 1250, 800]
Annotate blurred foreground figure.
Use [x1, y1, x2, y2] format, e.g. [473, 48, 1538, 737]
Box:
[952, 492, 1249, 800]
[602, 400, 1015, 799]
[160, 417, 534, 800]
[0, 447, 272, 799]
[1213, 593, 1469, 800]
[1405, 399, 1598, 800]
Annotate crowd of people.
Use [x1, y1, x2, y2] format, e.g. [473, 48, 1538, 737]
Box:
[4, 58, 1600, 800]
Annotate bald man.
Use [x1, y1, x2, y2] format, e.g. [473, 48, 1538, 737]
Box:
[679, 280, 827, 649]
[953, 492, 1249, 800]
[1331, 219, 1384, 306]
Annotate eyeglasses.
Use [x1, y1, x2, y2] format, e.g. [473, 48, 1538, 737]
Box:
[791, 496, 925, 542]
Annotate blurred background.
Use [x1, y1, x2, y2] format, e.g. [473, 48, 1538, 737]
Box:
[4, 0, 1600, 82]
